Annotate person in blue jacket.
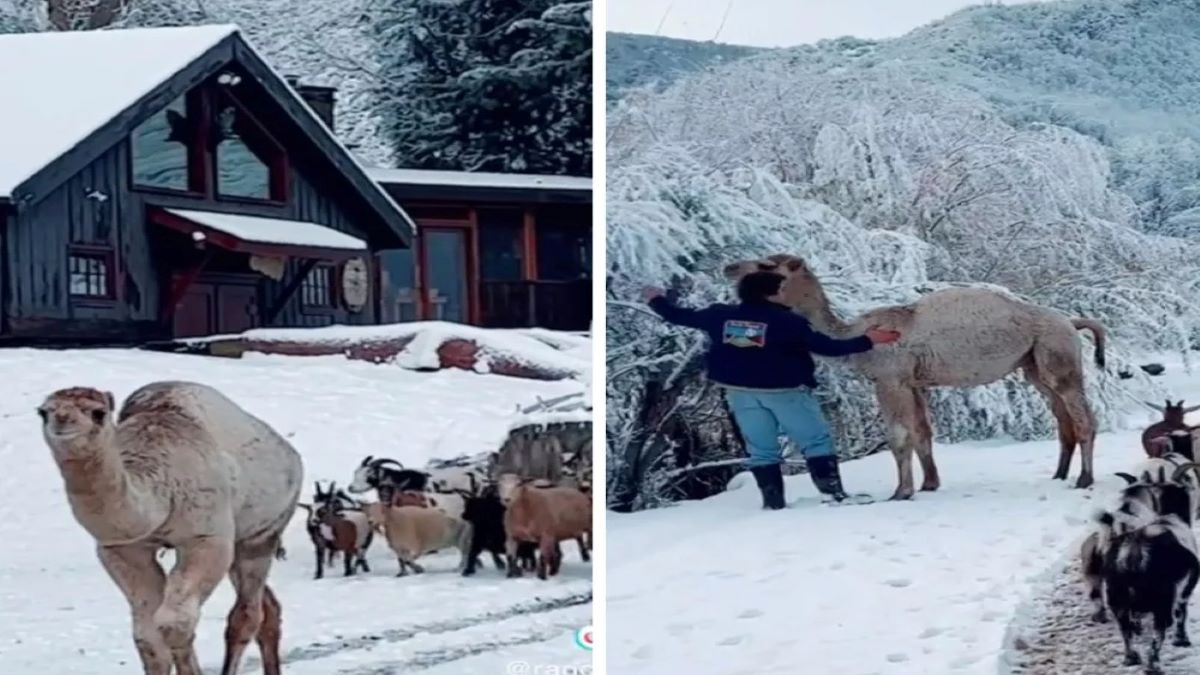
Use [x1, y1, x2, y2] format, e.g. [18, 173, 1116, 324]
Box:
[643, 271, 901, 509]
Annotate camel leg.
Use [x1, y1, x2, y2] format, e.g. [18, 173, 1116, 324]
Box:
[220, 538, 279, 675]
[876, 382, 920, 500]
[257, 585, 283, 675]
[1056, 385, 1096, 489]
[157, 535, 235, 675]
[1023, 364, 1077, 481]
[911, 388, 940, 492]
[96, 544, 173, 675]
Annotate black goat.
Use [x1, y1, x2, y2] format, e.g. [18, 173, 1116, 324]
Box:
[460, 487, 542, 576]
[348, 456, 431, 503]
[1099, 471, 1200, 674]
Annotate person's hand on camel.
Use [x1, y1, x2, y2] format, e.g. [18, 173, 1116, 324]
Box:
[642, 286, 666, 301]
[865, 326, 902, 344]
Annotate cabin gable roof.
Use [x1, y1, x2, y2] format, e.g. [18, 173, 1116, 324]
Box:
[0, 25, 413, 247]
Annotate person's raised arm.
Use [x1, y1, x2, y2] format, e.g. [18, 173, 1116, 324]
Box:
[781, 313, 900, 355]
[642, 287, 715, 330]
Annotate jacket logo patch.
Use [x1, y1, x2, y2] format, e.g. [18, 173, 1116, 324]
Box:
[723, 320, 767, 347]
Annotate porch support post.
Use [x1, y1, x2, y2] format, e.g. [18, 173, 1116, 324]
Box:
[522, 209, 537, 326]
[262, 258, 318, 325]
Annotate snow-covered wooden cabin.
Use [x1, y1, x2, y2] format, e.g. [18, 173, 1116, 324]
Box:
[0, 25, 414, 343]
[370, 169, 592, 331]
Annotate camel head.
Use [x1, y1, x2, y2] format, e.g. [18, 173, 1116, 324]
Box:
[38, 387, 116, 453]
[723, 254, 832, 319]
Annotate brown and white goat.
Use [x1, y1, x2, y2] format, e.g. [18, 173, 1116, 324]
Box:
[1142, 400, 1200, 456]
[504, 483, 592, 580]
[299, 482, 373, 578]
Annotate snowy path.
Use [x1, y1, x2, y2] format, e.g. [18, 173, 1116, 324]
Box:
[609, 357, 1195, 675]
[1005, 554, 1200, 675]
[0, 348, 593, 674]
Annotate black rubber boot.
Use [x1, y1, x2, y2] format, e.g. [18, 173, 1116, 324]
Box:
[806, 455, 849, 502]
[749, 464, 786, 510]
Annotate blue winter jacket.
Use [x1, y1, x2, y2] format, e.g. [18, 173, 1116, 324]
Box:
[649, 297, 873, 390]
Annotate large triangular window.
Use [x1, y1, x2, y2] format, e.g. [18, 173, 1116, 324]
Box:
[212, 88, 286, 202]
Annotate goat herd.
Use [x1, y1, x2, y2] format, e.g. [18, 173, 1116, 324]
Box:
[1080, 400, 1200, 674]
[294, 452, 593, 582]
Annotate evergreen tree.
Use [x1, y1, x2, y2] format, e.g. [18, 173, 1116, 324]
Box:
[372, 0, 591, 175]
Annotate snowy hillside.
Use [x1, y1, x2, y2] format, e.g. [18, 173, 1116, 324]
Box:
[0, 347, 592, 674]
[609, 355, 1200, 675]
[605, 32, 761, 101]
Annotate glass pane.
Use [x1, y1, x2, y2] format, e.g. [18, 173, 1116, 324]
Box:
[426, 230, 468, 323]
[478, 209, 524, 281]
[536, 225, 590, 281]
[380, 249, 418, 322]
[215, 105, 272, 200]
[132, 95, 190, 190]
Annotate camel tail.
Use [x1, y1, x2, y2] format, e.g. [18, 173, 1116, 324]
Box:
[1072, 318, 1107, 369]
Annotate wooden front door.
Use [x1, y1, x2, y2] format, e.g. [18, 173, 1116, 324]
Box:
[172, 273, 260, 338]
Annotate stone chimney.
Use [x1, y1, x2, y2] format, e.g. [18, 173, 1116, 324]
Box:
[284, 75, 337, 132]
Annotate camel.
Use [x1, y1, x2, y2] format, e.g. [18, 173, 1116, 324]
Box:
[38, 382, 303, 675]
[723, 254, 1107, 500]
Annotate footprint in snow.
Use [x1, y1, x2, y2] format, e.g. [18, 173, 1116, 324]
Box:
[918, 627, 944, 639]
[886, 653, 909, 663]
[737, 608, 764, 619]
[631, 644, 654, 660]
[884, 578, 912, 588]
[717, 635, 746, 646]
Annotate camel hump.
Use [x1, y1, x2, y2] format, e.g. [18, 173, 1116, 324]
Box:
[1070, 318, 1107, 369]
[118, 381, 218, 422]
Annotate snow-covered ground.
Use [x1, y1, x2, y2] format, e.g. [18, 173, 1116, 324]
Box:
[609, 355, 1197, 675]
[0, 347, 593, 674]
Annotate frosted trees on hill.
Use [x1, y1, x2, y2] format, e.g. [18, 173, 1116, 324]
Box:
[369, 0, 591, 174]
[606, 56, 1195, 510]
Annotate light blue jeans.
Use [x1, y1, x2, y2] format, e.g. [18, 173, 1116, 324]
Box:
[725, 388, 836, 467]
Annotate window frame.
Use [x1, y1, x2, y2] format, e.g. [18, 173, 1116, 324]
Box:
[67, 245, 117, 305]
[210, 87, 289, 205]
[300, 263, 337, 312]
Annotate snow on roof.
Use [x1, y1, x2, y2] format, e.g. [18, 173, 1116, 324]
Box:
[0, 25, 238, 199]
[165, 208, 367, 251]
[367, 167, 592, 192]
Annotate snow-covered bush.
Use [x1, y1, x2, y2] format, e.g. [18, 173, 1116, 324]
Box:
[607, 55, 1192, 511]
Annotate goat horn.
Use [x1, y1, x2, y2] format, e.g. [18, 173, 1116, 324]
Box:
[361, 455, 374, 466]
[1115, 472, 1138, 485]
[1173, 463, 1200, 483]
[313, 481, 323, 497]
[372, 458, 403, 468]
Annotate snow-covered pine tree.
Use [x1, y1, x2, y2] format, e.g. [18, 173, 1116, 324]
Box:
[371, 0, 591, 175]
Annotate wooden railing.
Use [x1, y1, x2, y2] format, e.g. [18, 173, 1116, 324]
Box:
[480, 279, 591, 331]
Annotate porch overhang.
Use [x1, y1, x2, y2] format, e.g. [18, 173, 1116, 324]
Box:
[149, 207, 369, 262]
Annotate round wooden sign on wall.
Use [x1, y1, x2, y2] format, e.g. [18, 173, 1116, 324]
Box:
[341, 258, 369, 312]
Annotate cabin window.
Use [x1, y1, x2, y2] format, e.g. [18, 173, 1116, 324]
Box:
[131, 95, 194, 191]
[213, 100, 285, 201]
[478, 209, 525, 281]
[536, 223, 590, 281]
[68, 249, 114, 299]
[301, 265, 334, 307]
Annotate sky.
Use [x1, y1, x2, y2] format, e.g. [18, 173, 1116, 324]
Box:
[606, 0, 1053, 48]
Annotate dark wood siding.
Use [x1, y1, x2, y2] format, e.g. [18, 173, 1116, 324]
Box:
[258, 170, 376, 328]
[6, 132, 380, 340]
[7, 143, 154, 329]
